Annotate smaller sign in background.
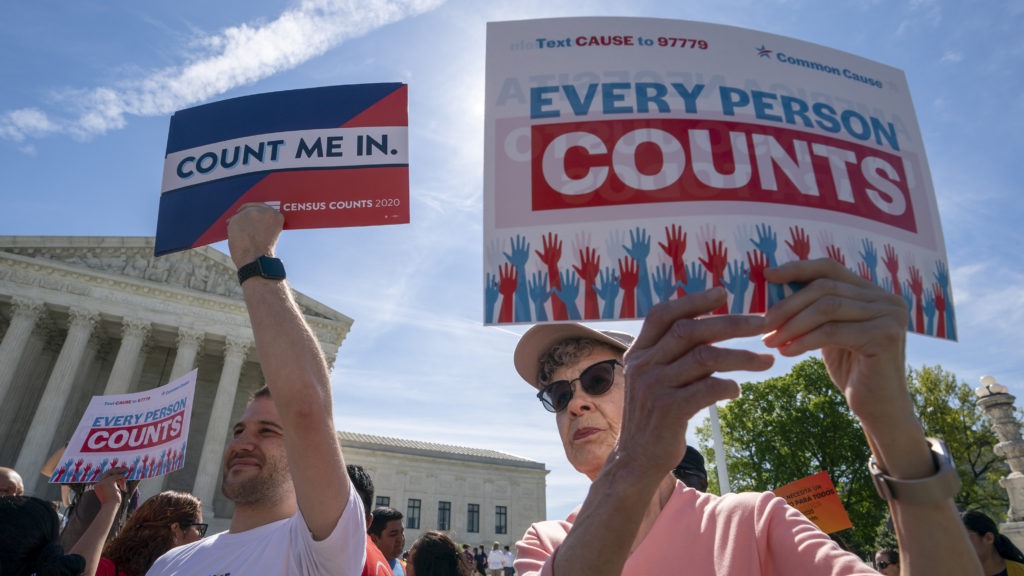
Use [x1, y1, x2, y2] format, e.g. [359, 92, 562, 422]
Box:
[772, 470, 853, 534]
[49, 369, 197, 484]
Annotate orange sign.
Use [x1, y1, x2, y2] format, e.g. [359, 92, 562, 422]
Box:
[772, 470, 853, 534]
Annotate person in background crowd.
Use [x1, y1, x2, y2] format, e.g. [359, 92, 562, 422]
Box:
[474, 545, 487, 576]
[147, 205, 366, 575]
[487, 542, 504, 576]
[511, 259, 980, 576]
[874, 549, 899, 576]
[370, 506, 407, 576]
[671, 446, 708, 492]
[97, 490, 204, 576]
[962, 509, 1024, 576]
[502, 545, 514, 576]
[0, 466, 25, 496]
[1, 467, 125, 576]
[406, 530, 473, 576]
[462, 544, 473, 568]
[348, 465, 393, 576]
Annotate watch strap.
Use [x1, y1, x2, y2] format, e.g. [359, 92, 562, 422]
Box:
[237, 256, 286, 285]
[869, 437, 960, 504]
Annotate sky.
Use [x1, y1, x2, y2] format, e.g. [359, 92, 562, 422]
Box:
[2, 0, 1023, 522]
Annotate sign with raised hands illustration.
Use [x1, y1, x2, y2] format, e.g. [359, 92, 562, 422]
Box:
[50, 369, 197, 484]
[483, 17, 955, 340]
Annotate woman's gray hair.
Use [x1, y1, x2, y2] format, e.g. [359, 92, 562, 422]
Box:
[537, 338, 623, 387]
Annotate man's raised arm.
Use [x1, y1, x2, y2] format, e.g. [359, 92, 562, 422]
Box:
[227, 203, 350, 540]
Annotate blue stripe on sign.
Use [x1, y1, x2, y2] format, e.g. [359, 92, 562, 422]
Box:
[165, 83, 404, 154]
[154, 172, 267, 256]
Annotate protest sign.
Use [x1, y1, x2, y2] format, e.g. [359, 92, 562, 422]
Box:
[156, 83, 409, 256]
[773, 470, 853, 534]
[49, 369, 197, 484]
[484, 17, 955, 340]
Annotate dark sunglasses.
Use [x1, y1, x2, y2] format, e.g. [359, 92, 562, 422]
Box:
[876, 560, 896, 570]
[179, 521, 209, 538]
[537, 359, 622, 413]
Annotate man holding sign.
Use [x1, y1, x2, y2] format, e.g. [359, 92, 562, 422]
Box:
[148, 204, 365, 575]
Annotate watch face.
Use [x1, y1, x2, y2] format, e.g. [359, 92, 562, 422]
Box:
[257, 257, 286, 279]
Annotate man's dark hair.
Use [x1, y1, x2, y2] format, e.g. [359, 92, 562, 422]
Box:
[672, 445, 708, 491]
[346, 464, 374, 519]
[368, 506, 404, 537]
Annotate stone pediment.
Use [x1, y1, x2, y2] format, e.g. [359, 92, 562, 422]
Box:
[0, 236, 346, 324]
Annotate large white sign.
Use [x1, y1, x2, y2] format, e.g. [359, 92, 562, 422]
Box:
[49, 370, 197, 484]
[484, 17, 955, 340]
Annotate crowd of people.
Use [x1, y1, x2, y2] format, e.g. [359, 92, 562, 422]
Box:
[0, 204, 1009, 575]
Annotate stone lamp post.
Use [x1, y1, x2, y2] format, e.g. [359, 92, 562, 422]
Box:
[975, 375, 1024, 547]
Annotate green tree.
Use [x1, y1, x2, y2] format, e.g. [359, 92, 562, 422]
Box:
[696, 359, 1012, 558]
[696, 357, 881, 557]
[907, 365, 1007, 519]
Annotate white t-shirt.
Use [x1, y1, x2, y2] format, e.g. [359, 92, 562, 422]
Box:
[147, 488, 365, 576]
[488, 549, 505, 569]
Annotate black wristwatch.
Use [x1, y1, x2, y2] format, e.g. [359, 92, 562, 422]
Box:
[237, 256, 286, 285]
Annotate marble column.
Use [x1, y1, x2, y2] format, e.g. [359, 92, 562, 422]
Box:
[16, 307, 99, 495]
[0, 298, 45, 402]
[169, 327, 205, 380]
[103, 318, 151, 395]
[151, 327, 206, 496]
[192, 336, 251, 516]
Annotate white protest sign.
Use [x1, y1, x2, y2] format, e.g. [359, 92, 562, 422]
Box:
[484, 17, 955, 340]
[49, 369, 197, 484]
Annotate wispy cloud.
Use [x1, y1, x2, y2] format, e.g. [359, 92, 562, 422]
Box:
[939, 50, 963, 64]
[0, 0, 445, 143]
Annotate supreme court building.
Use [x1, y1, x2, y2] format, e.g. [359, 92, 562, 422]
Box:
[0, 236, 547, 537]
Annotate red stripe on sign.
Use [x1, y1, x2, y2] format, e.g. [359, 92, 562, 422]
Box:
[343, 85, 408, 128]
[191, 167, 410, 248]
[81, 413, 184, 453]
[530, 118, 916, 233]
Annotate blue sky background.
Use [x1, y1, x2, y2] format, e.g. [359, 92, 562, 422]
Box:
[2, 0, 1022, 521]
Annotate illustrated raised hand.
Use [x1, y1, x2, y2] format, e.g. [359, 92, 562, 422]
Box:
[746, 250, 768, 314]
[923, 288, 936, 336]
[723, 259, 750, 314]
[786, 225, 811, 260]
[933, 281, 947, 338]
[699, 239, 729, 314]
[859, 238, 878, 284]
[933, 260, 955, 340]
[882, 244, 900, 296]
[618, 257, 639, 318]
[826, 244, 845, 266]
[485, 273, 500, 324]
[624, 227, 654, 316]
[751, 223, 785, 306]
[658, 224, 688, 297]
[574, 246, 602, 320]
[857, 261, 873, 282]
[504, 235, 532, 322]
[596, 267, 621, 319]
[899, 280, 914, 330]
[751, 223, 778, 261]
[652, 263, 677, 303]
[498, 263, 517, 323]
[908, 265, 924, 334]
[554, 269, 582, 320]
[680, 261, 707, 295]
[535, 232, 567, 320]
[529, 271, 551, 321]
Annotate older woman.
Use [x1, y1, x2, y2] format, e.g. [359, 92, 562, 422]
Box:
[512, 259, 979, 576]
